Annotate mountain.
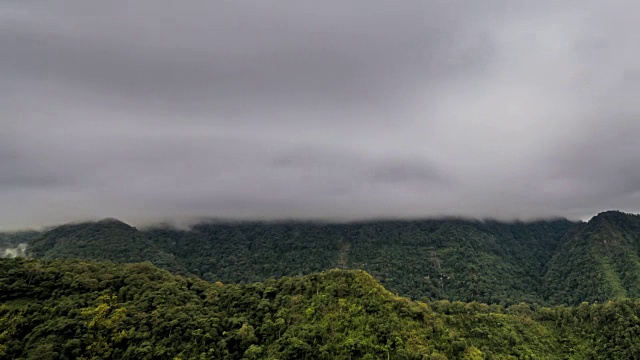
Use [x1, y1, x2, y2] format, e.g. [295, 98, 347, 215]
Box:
[2, 257, 640, 359]
[164, 218, 573, 304]
[341, 219, 573, 304]
[15, 211, 640, 305]
[544, 211, 640, 304]
[19, 216, 579, 305]
[154, 218, 577, 305]
[28, 218, 188, 274]
[5, 212, 640, 358]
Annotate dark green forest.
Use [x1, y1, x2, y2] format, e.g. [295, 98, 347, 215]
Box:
[3, 257, 640, 359]
[3, 211, 640, 358]
[0, 231, 40, 248]
[6, 211, 637, 306]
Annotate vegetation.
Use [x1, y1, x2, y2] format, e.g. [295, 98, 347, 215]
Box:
[4, 212, 640, 358]
[24, 218, 574, 306]
[0, 230, 39, 259]
[544, 211, 640, 304]
[0, 231, 40, 248]
[3, 258, 640, 359]
[29, 219, 188, 275]
[8, 210, 640, 306]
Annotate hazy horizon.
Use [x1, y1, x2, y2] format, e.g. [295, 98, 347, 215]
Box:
[3, 1, 640, 229]
[5, 209, 637, 232]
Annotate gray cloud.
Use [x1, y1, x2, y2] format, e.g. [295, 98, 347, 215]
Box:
[1, 0, 640, 229]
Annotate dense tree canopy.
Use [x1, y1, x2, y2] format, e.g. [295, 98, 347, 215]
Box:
[7, 211, 640, 306]
[544, 211, 640, 304]
[25, 217, 576, 305]
[3, 258, 640, 359]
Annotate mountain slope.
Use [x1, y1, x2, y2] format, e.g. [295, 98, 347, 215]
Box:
[19, 217, 579, 304]
[344, 219, 574, 304]
[145, 218, 574, 304]
[26, 213, 640, 306]
[544, 211, 640, 304]
[161, 222, 344, 283]
[3, 258, 640, 359]
[28, 219, 188, 274]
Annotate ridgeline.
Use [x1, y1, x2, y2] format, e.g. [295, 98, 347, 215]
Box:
[2, 211, 640, 306]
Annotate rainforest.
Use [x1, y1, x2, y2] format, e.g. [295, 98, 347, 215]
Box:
[2, 211, 640, 358]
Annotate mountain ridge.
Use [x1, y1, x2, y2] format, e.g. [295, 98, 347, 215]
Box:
[3, 210, 640, 305]
[544, 210, 640, 304]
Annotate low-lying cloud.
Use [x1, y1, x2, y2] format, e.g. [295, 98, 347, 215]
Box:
[2, 0, 639, 229]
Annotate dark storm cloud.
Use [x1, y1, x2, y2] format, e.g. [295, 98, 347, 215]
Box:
[1, 0, 640, 229]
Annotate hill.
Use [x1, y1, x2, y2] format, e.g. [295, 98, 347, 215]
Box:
[14, 211, 640, 305]
[544, 211, 640, 304]
[2, 258, 640, 359]
[122, 218, 580, 305]
[24, 217, 577, 305]
[28, 219, 188, 274]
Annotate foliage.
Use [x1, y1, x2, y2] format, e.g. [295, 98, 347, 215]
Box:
[28, 219, 188, 275]
[26, 218, 576, 305]
[0, 231, 40, 259]
[544, 211, 640, 304]
[0, 231, 40, 247]
[4, 258, 640, 359]
[17, 210, 640, 306]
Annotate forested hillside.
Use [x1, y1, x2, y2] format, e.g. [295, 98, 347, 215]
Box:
[2, 258, 640, 359]
[28, 219, 188, 275]
[21, 217, 575, 305]
[544, 211, 640, 304]
[6, 211, 640, 305]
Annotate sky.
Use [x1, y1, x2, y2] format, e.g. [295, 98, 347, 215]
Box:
[2, 1, 640, 229]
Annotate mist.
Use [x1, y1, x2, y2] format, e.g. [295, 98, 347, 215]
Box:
[2, 1, 639, 229]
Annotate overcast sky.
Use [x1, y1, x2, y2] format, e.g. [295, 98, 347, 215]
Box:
[2, 1, 639, 229]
